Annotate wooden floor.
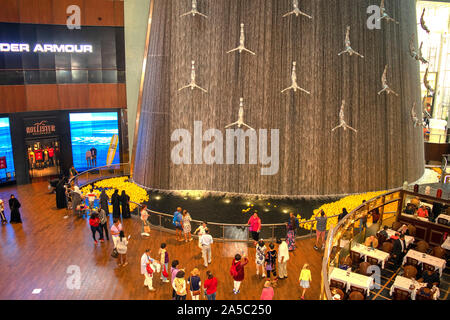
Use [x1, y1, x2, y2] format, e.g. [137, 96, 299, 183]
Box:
[0, 181, 324, 300]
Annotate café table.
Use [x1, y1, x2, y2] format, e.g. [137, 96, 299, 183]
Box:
[351, 243, 390, 269]
[389, 275, 439, 300]
[402, 249, 446, 276]
[329, 267, 374, 297]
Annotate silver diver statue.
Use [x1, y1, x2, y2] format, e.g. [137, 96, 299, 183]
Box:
[227, 23, 256, 55]
[281, 61, 311, 95]
[225, 98, 255, 130]
[180, 0, 208, 18]
[377, 65, 398, 96]
[411, 102, 422, 128]
[377, 0, 399, 24]
[283, 0, 312, 19]
[338, 26, 364, 58]
[178, 60, 208, 93]
[332, 100, 357, 133]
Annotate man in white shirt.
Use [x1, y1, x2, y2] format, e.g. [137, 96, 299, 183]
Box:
[199, 229, 213, 267]
[141, 249, 156, 291]
[194, 221, 208, 249]
[277, 238, 290, 279]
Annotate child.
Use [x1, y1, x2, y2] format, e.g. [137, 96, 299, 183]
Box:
[158, 243, 170, 283]
[299, 263, 312, 300]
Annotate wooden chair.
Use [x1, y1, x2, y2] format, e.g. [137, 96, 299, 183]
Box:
[382, 241, 393, 254]
[416, 290, 433, 300]
[376, 234, 387, 249]
[415, 240, 429, 253]
[393, 288, 411, 300]
[350, 251, 362, 265]
[330, 287, 345, 300]
[403, 265, 418, 279]
[405, 257, 419, 268]
[349, 285, 367, 296]
[348, 291, 365, 300]
[357, 262, 371, 275]
[422, 263, 436, 273]
[407, 225, 416, 237]
[431, 246, 445, 259]
[392, 221, 402, 231]
[330, 279, 346, 291]
[366, 256, 379, 266]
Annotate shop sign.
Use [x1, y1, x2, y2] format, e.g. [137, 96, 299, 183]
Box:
[25, 119, 57, 137]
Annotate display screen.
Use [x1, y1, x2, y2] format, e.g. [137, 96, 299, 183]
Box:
[0, 117, 15, 181]
[0, 22, 125, 85]
[69, 112, 120, 172]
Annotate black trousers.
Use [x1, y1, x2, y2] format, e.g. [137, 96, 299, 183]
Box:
[90, 225, 103, 241]
[266, 267, 277, 278]
[100, 223, 109, 240]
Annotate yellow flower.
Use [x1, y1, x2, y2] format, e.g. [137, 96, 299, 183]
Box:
[299, 191, 388, 231]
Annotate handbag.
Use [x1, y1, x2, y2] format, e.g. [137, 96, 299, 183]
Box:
[111, 248, 119, 258]
[162, 264, 169, 278]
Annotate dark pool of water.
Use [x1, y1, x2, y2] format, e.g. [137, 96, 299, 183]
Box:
[144, 191, 342, 225]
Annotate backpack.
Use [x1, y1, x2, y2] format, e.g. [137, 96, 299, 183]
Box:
[172, 213, 180, 226]
[230, 261, 238, 277]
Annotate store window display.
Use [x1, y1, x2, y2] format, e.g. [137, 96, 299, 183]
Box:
[27, 140, 61, 179]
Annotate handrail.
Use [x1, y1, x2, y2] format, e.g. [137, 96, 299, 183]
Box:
[68, 163, 130, 186]
[320, 187, 403, 300]
[131, 200, 343, 228]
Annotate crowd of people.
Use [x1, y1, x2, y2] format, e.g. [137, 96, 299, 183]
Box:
[55, 185, 326, 300]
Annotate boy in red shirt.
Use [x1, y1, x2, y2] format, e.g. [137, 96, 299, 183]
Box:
[230, 252, 249, 294]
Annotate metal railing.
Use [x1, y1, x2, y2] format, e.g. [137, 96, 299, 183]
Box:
[69, 163, 130, 187]
[66, 163, 347, 242]
[426, 133, 450, 144]
[130, 201, 345, 243]
[320, 188, 404, 300]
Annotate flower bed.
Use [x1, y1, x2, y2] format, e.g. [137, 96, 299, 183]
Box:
[80, 177, 149, 212]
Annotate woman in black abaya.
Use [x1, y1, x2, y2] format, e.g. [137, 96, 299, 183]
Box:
[120, 190, 131, 219]
[99, 190, 110, 216]
[111, 189, 121, 219]
[9, 194, 22, 223]
[55, 178, 67, 209]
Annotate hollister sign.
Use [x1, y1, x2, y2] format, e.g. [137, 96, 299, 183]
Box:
[24, 118, 57, 137]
